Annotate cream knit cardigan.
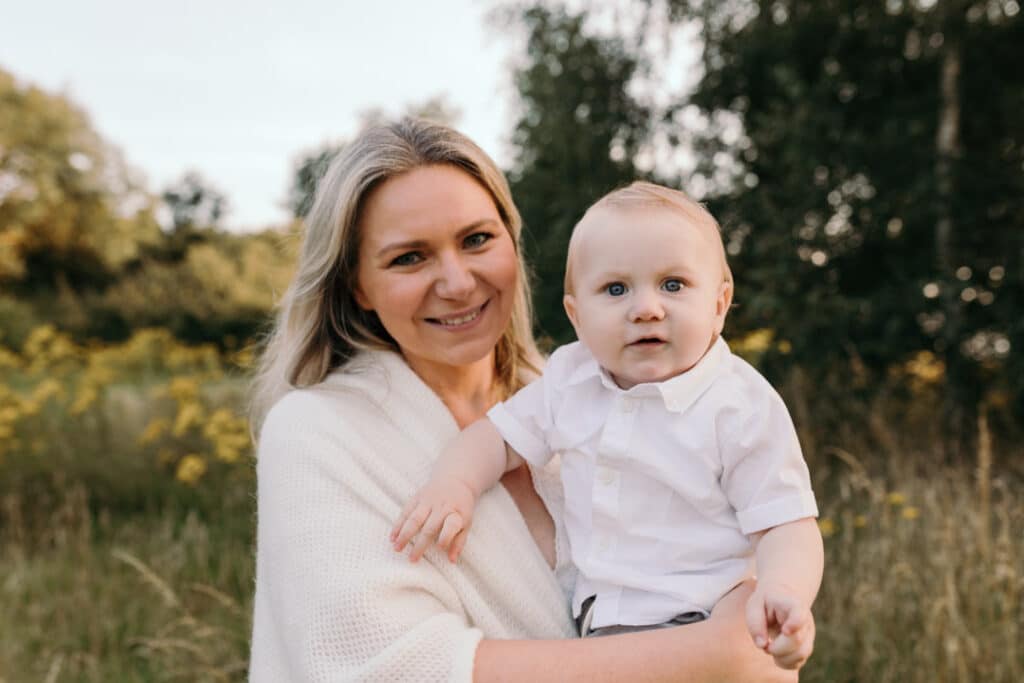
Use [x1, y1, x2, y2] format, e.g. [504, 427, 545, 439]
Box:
[249, 349, 577, 682]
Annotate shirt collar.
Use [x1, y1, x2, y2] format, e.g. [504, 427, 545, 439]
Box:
[564, 336, 730, 412]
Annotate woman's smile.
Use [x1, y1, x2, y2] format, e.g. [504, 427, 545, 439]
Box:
[426, 300, 490, 329]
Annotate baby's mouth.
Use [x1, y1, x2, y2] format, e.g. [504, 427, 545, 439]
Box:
[629, 337, 667, 347]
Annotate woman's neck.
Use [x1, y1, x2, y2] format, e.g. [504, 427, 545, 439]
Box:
[402, 351, 499, 428]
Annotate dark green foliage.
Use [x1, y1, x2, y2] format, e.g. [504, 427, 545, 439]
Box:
[506, 5, 652, 343]
[508, 1, 1024, 440]
[663, 0, 1024, 438]
[287, 144, 343, 219]
[161, 171, 228, 232]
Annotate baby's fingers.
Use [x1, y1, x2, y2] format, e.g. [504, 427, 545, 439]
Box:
[408, 508, 447, 563]
[745, 592, 770, 650]
[448, 527, 470, 564]
[392, 503, 429, 552]
[769, 619, 815, 670]
[436, 512, 465, 554]
[780, 605, 811, 636]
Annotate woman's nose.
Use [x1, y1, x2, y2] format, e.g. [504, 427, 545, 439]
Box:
[629, 290, 665, 322]
[435, 253, 475, 299]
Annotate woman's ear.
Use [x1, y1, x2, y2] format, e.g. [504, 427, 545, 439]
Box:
[353, 283, 372, 311]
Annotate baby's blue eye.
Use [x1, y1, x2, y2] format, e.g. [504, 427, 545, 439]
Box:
[663, 279, 683, 292]
[606, 282, 627, 297]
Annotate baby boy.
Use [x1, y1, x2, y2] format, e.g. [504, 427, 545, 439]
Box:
[392, 181, 823, 669]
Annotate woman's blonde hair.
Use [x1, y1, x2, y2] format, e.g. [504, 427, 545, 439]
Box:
[251, 118, 541, 430]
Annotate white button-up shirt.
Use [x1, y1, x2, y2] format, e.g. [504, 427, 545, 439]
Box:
[488, 337, 818, 629]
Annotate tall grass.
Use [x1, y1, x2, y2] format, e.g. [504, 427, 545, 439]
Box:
[0, 327, 1021, 681]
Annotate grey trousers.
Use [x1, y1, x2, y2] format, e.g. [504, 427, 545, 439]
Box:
[576, 596, 708, 638]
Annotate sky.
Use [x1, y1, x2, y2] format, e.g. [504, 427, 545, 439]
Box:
[0, 0, 520, 231]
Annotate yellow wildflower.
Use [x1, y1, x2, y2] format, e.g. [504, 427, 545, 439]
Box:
[818, 518, 837, 538]
[901, 506, 920, 520]
[23, 325, 57, 357]
[215, 441, 241, 463]
[202, 408, 235, 440]
[69, 385, 99, 416]
[168, 376, 200, 403]
[139, 418, 171, 445]
[0, 347, 20, 369]
[83, 363, 115, 387]
[175, 454, 207, 485]
[732, 329, 774, 355]
[776, 340, 793, 354]
[173, 401, 203, 436]
[31, 378, 66, 404]
[854, 515, 867, 528]
[887, 492, 906, 506]
[233, 346, 256, 369]
[904, 351, 945, 384]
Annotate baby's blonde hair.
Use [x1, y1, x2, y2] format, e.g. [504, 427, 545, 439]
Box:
[564, 181, 733, 295]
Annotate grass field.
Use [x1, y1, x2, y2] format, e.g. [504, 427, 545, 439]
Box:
[1, 327, 1021, 681]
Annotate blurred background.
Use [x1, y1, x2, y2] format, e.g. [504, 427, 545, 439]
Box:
[1, 1, 1021, 681]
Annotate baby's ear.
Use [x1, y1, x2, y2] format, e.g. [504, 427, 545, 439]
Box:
[714, 281, 733, 333]
[563, 294, 581, 336]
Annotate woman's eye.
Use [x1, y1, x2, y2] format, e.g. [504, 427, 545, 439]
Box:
[605, 282, 627, 297]
[463, 232, 492, 249]
[390, 252, 422, 267]
[663, 278, 683, 292]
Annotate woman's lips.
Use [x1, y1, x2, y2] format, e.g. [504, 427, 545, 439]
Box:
[427, 301, 489, 329]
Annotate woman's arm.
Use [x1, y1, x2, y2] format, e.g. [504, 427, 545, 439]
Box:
[250, 395, 489, 682]
[474, 581, 799, 683]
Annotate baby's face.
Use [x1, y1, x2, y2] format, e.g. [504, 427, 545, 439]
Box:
[563, 205, 731, 389]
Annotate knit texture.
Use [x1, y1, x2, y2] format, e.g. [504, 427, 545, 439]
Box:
[249, 349, 577, 682]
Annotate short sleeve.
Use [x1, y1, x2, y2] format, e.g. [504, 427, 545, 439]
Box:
[487, 373, 556, 467]
[718, 386, 818, 535]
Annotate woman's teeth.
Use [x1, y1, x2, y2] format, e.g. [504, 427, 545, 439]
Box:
[437, 307, 482, 326]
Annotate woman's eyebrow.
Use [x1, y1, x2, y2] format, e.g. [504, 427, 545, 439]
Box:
[376, 238, 427, 258]
[375, 219, 501, 258]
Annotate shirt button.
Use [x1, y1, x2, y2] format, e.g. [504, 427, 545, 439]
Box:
[597, 468, 616, 485]
[620, 398, 635, 412]
[598, 537, 611, 552]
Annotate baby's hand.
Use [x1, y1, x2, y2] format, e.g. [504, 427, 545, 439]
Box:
[390, 477, 478, 563]
[745, 583, 815, 670]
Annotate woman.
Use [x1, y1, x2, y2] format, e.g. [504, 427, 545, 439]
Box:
[249, 118, 805, 681]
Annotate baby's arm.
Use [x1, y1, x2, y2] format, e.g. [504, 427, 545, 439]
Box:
[391, 418, 524, 563]
[746, 517, 824, 669]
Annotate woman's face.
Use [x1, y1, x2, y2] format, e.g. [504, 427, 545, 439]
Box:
[354, 164, 519, 374]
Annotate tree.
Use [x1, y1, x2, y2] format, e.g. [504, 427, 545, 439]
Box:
[161, 171, 228, 232]
[506, 4, 652, 343]
[0, 68, 159, 292]
[656, 0, 1024, 444]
